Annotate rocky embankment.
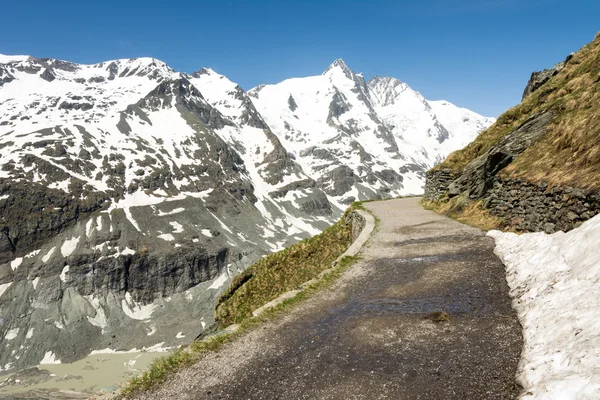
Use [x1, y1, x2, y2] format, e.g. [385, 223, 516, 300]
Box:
[425, 39, 600, 233]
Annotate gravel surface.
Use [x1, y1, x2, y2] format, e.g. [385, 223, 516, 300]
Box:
[133, 198, 523, 400]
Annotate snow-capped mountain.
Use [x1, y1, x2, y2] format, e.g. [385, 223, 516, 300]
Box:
[249, 59, 494, 205]
[0, 54, 493, 371]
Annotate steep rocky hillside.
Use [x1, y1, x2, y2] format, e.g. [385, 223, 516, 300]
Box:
[425, 32, 600, 233]
[0, 54, 492, 372]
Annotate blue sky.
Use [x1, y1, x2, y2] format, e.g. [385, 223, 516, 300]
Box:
[1, 0, 599, 116]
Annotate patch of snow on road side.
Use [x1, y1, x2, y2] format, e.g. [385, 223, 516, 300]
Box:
[40, 351, 61, 364]
[488, 214, 600, 400]
[208, 272, 228, 290]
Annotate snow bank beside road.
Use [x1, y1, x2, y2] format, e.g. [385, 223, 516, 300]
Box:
[488, 215, 600, 400]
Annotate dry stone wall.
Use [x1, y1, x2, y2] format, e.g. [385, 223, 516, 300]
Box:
[484, 178, 600, 233]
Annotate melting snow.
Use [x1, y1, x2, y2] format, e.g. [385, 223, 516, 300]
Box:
[40, 351, 61, 365]
[41, 247, 55, 263]
[59, 265, 70, 282]
[157, 233, 175, 241]
[85, 219, 94, 237]
[26, 328, 34, 339]
[24, 249, 41, 258]
[175, 332, 185, 339]
[157, 207, 185, 216]
[10, 257, 22, 271]
[488, 213, 600, 400]
[121, 247, 136, 255]
[208, 272, 228, 290]
[169, 221, 184, 233]
[4, 328, 19, 341]
[60, 236, 79, 257]
[85, 296, 108, 332]
[0, 282, 12, 298]
[122, 292, 156, 321]
[32, 277, 40, 290]
[200, 229, 212, 237]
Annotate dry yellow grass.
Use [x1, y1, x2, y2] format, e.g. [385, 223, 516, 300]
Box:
[422, 196, 505, 231]
[214, 207, 355, 326]
[435, 32, 600, 192]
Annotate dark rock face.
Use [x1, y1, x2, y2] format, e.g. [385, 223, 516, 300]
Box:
[287, 94, 298, 112]
[446, 112, 553, 199]
[39, 68, 56, 82]
[522, 53, 573, 100]
[316, 165, 358, 197]
[0, 180, 110, 262]
[327, 90, 351, 123]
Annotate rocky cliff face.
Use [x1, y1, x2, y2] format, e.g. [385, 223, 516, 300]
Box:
[521, 53, 574, 100]
[0, 54, 492, 372]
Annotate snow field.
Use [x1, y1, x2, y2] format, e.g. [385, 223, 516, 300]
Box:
[488, 214, 600, 400]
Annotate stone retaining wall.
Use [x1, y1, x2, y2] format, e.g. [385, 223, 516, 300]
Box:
[485, 178, 600, 233]
[424, 169, 456, 202]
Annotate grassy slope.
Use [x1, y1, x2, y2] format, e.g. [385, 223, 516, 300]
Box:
[215, 208, 354, 326]
[436, 32, 600, 192]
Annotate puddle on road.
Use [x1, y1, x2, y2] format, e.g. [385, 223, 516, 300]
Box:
[0, 351, 169, 399]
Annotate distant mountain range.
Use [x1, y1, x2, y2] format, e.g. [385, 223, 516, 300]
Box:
[0, 53, 493, 371]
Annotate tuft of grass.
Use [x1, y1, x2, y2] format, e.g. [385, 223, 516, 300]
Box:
[427, 310, 451, 323]
[422, 196, 505, 231]
[434, 33, 600, 191]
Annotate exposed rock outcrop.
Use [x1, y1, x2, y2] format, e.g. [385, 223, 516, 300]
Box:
[446, 112, 553, 199]
[522, 53, 574, 100]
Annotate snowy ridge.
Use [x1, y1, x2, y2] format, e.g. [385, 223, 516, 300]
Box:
[249, 59, 495, 207]
[488, 215, 600, 400]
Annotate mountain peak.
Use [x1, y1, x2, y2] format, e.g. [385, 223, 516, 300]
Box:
[323, 58, 352, 77]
